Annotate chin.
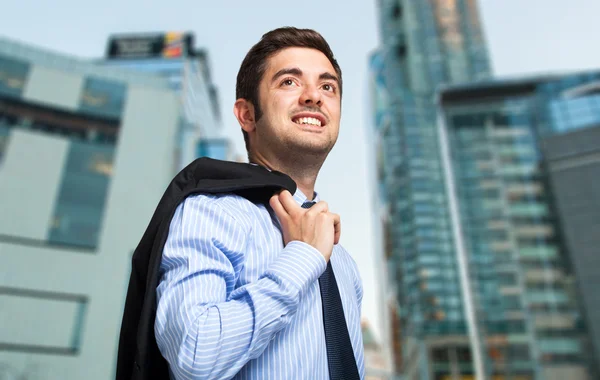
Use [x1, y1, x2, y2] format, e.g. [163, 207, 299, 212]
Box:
[293, 140, 333, 155]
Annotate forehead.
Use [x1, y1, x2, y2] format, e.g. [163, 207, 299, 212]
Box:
[264, 47, 336, 76]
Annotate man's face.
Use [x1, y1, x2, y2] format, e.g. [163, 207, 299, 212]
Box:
[252, 47, 341, 161]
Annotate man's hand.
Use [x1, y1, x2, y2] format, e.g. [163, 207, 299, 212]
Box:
[270, 190, 341, 261]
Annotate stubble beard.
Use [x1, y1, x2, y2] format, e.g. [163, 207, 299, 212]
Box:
[255, 120, 334, 171]
[279, 128, 334, 166]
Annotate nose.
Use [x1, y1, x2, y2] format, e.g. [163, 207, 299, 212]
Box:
[299, 84, 323, 107]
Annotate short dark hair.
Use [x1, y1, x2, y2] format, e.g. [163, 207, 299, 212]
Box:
[235, 27, 343, 153]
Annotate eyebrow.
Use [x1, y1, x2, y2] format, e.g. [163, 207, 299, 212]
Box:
[271, 67, 340, 85]
[319, 72, 339, 84]
[271, 67, 302, 83]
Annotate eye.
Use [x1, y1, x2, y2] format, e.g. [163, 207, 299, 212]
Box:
[281, 78, 297, 87]
[322, 83, 336, 92]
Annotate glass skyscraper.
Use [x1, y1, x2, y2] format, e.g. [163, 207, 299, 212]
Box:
[539, 76, 600, 374]
[438, 71, 600, 380]
[372, 1, 492, 378]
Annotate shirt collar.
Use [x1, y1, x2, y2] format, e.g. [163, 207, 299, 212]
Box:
[248, 162, 317, 205]
[293, 188, 320, 205]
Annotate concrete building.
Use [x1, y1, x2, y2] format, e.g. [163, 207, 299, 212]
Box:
[100, 31, 230, 167]
[0, 35, 221, 380]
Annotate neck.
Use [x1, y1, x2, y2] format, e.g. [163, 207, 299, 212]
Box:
[250, 151, 323, 200]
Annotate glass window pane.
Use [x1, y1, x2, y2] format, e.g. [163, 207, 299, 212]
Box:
[0, 54, 31, 99]
[78, 77, 127, 120]
[48, 140, 115, 248]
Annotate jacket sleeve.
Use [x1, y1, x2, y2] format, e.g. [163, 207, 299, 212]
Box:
[154, 194, 326, 380]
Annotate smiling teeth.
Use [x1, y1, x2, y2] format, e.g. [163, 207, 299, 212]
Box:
[294, 117, 322, 127]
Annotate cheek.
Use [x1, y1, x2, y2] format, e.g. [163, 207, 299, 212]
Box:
[273, 99, 294, 121]
[327, 102, 342, 123]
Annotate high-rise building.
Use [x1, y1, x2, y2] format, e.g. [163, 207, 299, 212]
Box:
[0, 35, 222, 380]
[368, 48, 404, 376]
[437, 71, 600, 380]
[100, 31, 230, 167]
[542, 125, 600, 380]
[373, 1, 492, 378]
[538, 73, 600, 376]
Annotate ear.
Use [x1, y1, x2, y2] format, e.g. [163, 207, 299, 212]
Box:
[233, 99, 256, 134]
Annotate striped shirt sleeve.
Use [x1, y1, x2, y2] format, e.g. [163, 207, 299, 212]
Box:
[154, 194, 327, 380]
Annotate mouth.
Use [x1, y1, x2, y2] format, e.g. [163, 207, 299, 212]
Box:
[291, 113, 327, 128]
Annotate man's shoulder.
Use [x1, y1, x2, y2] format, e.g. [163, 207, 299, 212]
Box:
[182, 192, 263, 222]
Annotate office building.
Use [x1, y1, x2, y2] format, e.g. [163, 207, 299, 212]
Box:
[437, 71, 600, 380]
[368, 48, 401, 375]
[541, 125, 600, 380]
[100, 31, 230, 167]
[0, 35, 221, 380]
[539, 73, 600, 375]
[373, 0, 492, 378]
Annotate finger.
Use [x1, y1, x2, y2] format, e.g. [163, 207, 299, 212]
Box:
[278, 190, 301, 214]
[330, 213, 341, 244]
[306, 200, 328, 216]
[269, 195, 288, 220]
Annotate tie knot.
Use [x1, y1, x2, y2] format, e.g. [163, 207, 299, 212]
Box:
[301, 201, 316, 209]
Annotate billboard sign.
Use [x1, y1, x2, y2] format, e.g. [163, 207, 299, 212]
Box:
[106, 32, 190, 60]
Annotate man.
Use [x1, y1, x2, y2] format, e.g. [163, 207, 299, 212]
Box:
[155, 27, 364, 379]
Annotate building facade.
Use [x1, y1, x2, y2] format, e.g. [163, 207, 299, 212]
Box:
[438, 71, 600, 380]
[0, 36, 217, 379]
[538, 73, 600, 376]
[100, 31, 230, 166]
[374, 0, 492, 378]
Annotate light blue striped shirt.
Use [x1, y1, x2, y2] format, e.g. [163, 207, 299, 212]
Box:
[155, 189, 365, 379]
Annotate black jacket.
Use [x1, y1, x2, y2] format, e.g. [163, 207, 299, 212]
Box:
[115, 157, 296, 380]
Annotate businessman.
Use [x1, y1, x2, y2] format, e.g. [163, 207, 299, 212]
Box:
[154, 27, 365, 379]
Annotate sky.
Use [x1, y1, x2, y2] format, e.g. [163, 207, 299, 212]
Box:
[2, 0, 599, 344]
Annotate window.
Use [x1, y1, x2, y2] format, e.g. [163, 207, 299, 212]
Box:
[0, 54, 31, 99]
[0, 286, 88, 355]
[507, 344, 531, 360]
[506, 320, 527, 334]
[538, 338, 581, 354]
[396, 44, 407, 58]
[412, 179, 431, 191]
[445, 296, 461, 307]
[0, 124, 9, 166]
[446, 310, 462, 321]
[392, 4, 402, 19]
[504, 295, 521, 311]
[456, 347, 472, 362]
[452, 114, 486, 129]
[431, 347, 449, 363]
[48, 140, 115, 248]
[78, 77, 127, 120]
[414, 202, 437, 213]
[492, 112, 530, 127]
[498, 272, 518, 287]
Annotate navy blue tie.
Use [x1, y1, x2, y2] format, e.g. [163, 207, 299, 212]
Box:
[302, 201, 360, 380]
